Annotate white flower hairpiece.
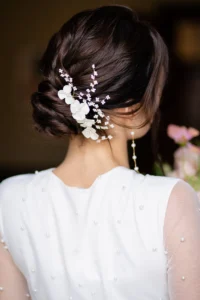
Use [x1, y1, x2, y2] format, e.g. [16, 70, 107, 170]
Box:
[57, 65, 114, 142]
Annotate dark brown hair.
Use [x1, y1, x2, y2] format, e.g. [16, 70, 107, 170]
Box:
[31, 5, 168, 137]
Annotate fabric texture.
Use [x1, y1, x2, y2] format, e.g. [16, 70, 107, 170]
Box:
[0, 166, 200, 300]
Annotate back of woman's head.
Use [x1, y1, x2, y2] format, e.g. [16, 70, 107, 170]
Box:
[31, 5, 168, 137]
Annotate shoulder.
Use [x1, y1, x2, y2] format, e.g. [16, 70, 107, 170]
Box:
[164, 180, 200, 249]
[143, 174, 181, 197]
[117, 167, 181, 197]
[0, 173, 34, 200]
[144, 175, 199, 207]
[144, 173, 180, 188]
[0, 168, 53, 206]
[133, 174, 182, 235]
[140, 174, 181, 213]
[166, 179, 200, 213]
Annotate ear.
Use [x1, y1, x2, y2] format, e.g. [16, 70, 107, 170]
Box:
[125, 107, 129, 113]
[117, 106, 132, 113]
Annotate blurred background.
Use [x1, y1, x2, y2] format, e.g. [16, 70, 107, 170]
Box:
[1, 0, 200, 180]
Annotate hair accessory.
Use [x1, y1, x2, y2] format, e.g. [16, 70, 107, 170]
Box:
[58, 65, 114, 142]
[131, 131, 139, 172]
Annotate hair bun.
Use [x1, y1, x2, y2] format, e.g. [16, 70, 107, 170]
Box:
[31, 79, 79, 137]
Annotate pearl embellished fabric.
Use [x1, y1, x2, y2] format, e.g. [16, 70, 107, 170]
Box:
[164, 180, 200, 299]
[0, 166, 200, 300]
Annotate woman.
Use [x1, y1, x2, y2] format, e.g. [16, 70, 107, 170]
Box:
[0, 5, 200, 300]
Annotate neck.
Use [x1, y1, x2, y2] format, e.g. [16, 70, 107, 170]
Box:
[55, 131, 130, 185]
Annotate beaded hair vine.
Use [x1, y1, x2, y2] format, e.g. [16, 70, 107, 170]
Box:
[57, 64, 114, 142]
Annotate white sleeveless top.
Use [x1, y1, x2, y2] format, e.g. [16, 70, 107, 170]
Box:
[1, 166, 200, 300]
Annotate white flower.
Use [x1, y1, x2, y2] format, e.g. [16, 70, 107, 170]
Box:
[82, 127, 99, 140]
[80, 118, 95, 128]
[58, 85, 75, 104]
[70, 100, 90, 121]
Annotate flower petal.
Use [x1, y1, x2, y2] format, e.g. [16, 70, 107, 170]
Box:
[70, 100, 80, 113]
[58, 90, 67, 100]
[77, 118, 85, 124]
[80, 102, 90, 115]
[73, 111, 86, 121]
[63, 85, 72, 94]
[65, 95, 75, 105]
[82, 127, 91, 139]
[80, 119, 95, 128]
[167, 124, 191, 144]
[188, 127, 199, 139]
[91, 131, 99, 140]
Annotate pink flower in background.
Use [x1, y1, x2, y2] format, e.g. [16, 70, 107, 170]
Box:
[173, 143, 200, 179]
[161, 124, 200, 197]
[187, 143, 200, 154]
[167, 124, 199, 145]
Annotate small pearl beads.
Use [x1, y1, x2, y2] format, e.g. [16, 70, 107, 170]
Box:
[116, 248, 121, 255]
[131, 142, 136, 148]
[182, 276, 185, 281]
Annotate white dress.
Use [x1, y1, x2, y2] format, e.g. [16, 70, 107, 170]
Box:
[0, 166, 200, 300]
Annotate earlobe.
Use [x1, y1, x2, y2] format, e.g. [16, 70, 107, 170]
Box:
[125, 107, 129, 113]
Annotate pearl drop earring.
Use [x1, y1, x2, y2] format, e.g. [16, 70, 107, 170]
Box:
[131, 131, 139, 172]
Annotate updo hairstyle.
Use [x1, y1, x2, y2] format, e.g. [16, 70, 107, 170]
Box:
[31, 5, 168, 138]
